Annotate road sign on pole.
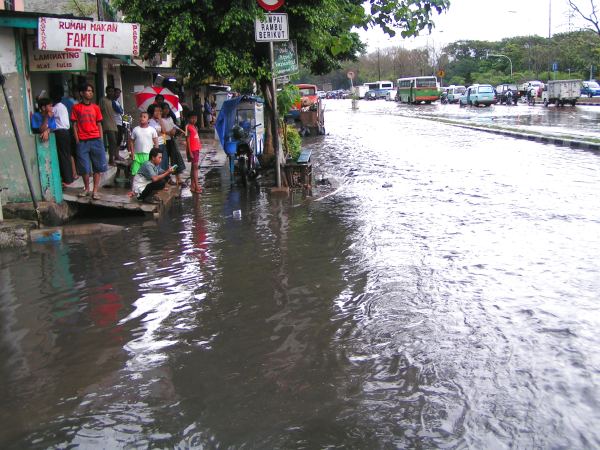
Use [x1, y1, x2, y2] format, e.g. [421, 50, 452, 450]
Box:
[255, 13, 289, 42]
[257, 0, 284, 11]
[274, 40, 298, 76]
[347, 71, 355, 80]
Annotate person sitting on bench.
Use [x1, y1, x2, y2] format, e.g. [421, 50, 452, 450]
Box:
[132, 147, 174, 204]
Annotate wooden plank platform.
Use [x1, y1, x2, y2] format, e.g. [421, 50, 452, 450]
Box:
[63, 186, 159, 214]
[60, 137, 227, 217]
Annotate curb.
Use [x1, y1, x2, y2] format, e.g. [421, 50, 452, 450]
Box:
[413, 114, 600, 152]
[449, 123, 600, 152]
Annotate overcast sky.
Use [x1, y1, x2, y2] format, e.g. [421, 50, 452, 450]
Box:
[360, 0, 587, 51]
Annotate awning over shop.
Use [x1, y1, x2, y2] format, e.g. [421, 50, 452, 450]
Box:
[0, 11, 91, 29]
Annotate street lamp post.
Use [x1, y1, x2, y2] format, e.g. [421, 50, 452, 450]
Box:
[487, 52, 513, 79]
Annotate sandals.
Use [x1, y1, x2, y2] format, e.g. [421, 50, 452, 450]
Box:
[92, 192, 101, 200]
[77, 190, 90, 198]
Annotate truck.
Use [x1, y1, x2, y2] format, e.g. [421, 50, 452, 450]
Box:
[289, 84, 325, 135]
[542, 79, 583, 107]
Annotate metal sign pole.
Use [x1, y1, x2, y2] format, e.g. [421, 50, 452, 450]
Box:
[270, 41, 282, 188]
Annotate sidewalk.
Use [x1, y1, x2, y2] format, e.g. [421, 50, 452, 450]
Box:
[62, 134, 226, 217]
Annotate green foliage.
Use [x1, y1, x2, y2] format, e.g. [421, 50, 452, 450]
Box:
[277, 85, 301, 119]
[366, 0, 451, 38]
[303, 29, 600, 90]
[284, 126, 302, 161]
[113, 0, 449, 85]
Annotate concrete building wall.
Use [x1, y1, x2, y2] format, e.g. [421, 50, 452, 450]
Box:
[120, 65, 152, 126]
[0, 28, 42, 203]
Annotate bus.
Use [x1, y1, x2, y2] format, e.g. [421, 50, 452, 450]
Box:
[364, 80, 394, 91]
[396, 76, 440, 104]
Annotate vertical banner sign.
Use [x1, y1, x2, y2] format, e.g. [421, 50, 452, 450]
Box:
[257, 0, 285, 11]
[38, 17, 140, 56]
[274, 40, 298, 77]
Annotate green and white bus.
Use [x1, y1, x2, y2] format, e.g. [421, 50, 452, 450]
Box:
[396, 76, 441, 104]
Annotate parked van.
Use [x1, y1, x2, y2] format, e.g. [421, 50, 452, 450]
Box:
[446, 85, 466, 103]
[459, 84, 496, 107]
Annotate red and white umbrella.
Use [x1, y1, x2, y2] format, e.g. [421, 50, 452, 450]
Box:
[135, 86, 179, 112]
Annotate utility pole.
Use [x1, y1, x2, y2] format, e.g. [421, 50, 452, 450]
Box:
[269, 41, 281, 188]
[96, 0, 105, 97]
[377, 49, 381, 81]
[547, 0, 552, 82]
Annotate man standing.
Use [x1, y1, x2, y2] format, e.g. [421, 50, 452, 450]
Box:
[112, 87, 124, 155]
[203, 97, 212, 128]
[71, 83, 107, 200]
[100, 86, 119, 165]
[132, 147, 174, 204]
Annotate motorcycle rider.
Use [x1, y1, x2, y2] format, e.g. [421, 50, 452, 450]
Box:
[506, 88, 513, 105]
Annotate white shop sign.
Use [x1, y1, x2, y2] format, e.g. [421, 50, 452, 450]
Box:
[255, 13, 289, 42]
[38, 17, 140, 56]
[28, 37, 87, 72]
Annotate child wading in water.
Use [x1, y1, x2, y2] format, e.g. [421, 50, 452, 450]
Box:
[186, 112, 202, 193]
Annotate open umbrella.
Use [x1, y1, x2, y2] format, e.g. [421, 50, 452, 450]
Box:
[135, 86, 179, 112]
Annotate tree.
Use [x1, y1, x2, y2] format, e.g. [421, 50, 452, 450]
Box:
[568, 0, 600, 35]
[114, 0, 449, 154]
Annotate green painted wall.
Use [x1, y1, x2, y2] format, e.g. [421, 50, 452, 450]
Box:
[0, 28, 43, 203]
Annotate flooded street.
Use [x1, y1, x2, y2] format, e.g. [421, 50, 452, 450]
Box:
[1, 99, 600, 448]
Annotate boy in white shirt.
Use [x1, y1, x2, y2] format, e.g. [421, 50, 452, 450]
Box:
[128, 112, 158, 175]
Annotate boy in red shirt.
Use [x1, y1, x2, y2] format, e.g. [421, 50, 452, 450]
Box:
[71, 83, 107, 200]
[186, 112, 202, 194]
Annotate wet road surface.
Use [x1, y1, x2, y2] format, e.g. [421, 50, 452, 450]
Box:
[1, 99, 599, 448]
[367, 97, 600, 140]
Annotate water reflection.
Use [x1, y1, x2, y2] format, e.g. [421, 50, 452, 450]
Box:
[0, 100, 599, 448]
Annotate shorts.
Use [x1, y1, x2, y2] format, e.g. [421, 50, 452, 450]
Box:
[190, 150, 200, 165]
[76, 138, 107, 174]
[131, 152, 149, 176]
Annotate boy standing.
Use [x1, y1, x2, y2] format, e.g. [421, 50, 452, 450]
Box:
[71, 83, 106, 200]
[31, 98, 56, 142]
[128, 112, 158, 175]
[186, 112, 202, 194]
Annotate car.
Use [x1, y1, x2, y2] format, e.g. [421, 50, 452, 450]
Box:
[364, 90, 377, 100]
[581, 81, 600, 97]
[459, 84, 496, 107]
[446, 85, 466, 103]
[317, 90, 327, 99]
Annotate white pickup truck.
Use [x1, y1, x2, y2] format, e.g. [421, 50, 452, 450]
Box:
[542, 79, 583, 107]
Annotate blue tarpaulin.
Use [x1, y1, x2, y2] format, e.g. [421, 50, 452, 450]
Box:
[215, 95, 264, 148]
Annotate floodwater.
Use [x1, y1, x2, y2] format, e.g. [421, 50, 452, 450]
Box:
[1, 99, 599, 448]
[396, 98, 600, 139]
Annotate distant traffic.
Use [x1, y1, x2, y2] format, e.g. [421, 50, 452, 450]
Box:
[315, 77, 600, 107]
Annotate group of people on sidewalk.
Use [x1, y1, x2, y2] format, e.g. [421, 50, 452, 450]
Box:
[31, 84, 204, 203]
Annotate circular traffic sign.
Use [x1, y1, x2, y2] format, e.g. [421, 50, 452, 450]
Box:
[347, 71, 355, 80]
[257, 0, 284, 11]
